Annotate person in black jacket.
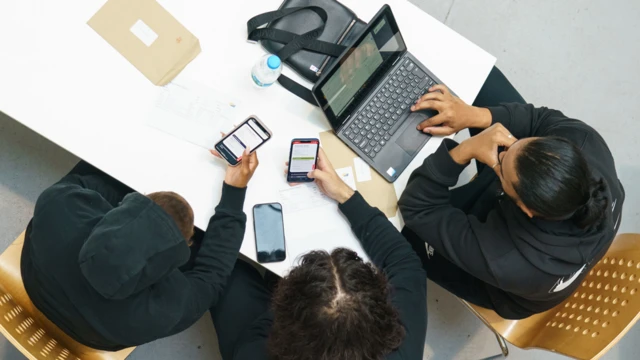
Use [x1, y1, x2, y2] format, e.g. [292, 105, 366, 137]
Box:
[21, 148, 259, 350]
[209, 149, 427, 360]
[399, 68, 625, 319]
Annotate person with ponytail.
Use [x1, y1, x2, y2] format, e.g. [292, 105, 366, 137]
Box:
[398, 68, 625, 319]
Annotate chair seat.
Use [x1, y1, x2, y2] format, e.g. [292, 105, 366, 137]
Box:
[0, 231, 135, 360]
[463, 233, 640, 360]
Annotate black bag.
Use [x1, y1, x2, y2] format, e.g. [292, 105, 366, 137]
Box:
[247, 0, 367, 105]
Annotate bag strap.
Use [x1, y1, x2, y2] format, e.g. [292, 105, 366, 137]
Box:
[249, 28, 345, 58]
[247, 7, 345, 59]
[247, 6, 347, 105]
[277, 75, 318, 104]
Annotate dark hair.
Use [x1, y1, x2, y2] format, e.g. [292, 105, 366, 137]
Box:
[147, 191, 194, 240]
[514, 137, 608, 229]
[268, 248, 405, 360]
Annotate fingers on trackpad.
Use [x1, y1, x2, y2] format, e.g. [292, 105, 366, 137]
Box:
[395, 113, 431, 156]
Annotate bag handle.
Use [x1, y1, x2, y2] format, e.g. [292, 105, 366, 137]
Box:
[247, 6, 345, 59]
[247, 6, 347, 105]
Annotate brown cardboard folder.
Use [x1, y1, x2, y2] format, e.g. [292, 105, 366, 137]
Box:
[88, 0, 201, 85]
[319, 131, 398, 218]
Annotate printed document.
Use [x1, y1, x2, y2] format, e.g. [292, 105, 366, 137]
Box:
[147, 78, 240, 149]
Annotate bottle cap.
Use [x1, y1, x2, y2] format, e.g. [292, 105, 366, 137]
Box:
[267, 55, 281, 70]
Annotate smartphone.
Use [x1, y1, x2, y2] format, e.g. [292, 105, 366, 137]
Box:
[287, 138, 320, 182]
[253, 203, 286, 263]
[214, 116, 272, 166]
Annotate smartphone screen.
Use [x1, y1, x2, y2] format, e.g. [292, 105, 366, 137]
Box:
[215, 117, 271, 166]
[253, 203, 286, 263]
[287, 139, 320, 182]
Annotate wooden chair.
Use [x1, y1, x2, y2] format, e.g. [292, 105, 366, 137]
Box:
[0, 231, 135, 360]
[463, 233, 640, 360]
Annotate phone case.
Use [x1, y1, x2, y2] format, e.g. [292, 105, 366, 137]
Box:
[287, 138, 320, 182]
[214, 115, 272, 166]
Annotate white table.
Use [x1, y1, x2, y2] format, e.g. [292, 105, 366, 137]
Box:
[0, 0, 495, 276]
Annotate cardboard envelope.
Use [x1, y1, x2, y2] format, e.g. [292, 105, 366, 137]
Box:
[88, 0, 201, 85]
[319, 131, 398, 218]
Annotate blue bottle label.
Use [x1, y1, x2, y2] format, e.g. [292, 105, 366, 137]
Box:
[252, 73, 273, 87]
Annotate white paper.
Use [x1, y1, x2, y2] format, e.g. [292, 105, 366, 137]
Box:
[353, 157, 372, 182]
[147, 78, 240, 149]
[287, 226, 370, 263]
[335, 166, 357, 191]
[281, 207, 370, 264]
[130, 19, 158, 47]
[278, 183, 334, 213]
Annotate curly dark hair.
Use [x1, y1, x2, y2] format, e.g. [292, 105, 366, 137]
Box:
[267, 248, 405, 360]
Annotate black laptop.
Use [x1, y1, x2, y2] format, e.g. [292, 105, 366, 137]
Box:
[312, 4, 445, 182]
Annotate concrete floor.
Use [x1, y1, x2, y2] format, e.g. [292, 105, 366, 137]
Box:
[1, 0, 639, 359]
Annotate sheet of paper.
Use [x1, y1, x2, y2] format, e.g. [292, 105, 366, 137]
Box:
[335, 166, 357, 191]
[147, 78, 240, 149]
[286, 226, 370, 264]
[130, 19, 158, 47]
[353, 157, 372, 182]
[278, 183, 335, 213]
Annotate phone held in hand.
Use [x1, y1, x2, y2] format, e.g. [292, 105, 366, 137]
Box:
[253, 203, 286, 263]
[214, 116, 272, 166]
[287, 138, 320, 182]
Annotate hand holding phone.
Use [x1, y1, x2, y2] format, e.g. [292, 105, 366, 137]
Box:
[211, 147, 260, 188]
[284, 148, 355, 204]
[287, 138, 320, 182]
[214, 116, 272, 166]
[306, 149, 355, 204]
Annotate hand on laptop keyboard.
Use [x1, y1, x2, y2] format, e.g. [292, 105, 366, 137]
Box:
[410, 84, 492, 136]
[343, 59, 437, 160]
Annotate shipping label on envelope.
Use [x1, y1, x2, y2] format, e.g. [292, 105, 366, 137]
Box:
[88, 0, 201, 85]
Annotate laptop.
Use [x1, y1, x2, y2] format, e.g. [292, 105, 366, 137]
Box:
[312, 4, 446, 182]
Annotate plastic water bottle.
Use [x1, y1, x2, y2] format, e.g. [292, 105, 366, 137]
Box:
[251, 54, 282, 87]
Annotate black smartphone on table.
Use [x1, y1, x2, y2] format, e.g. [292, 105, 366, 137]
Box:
[253, 203, 286, 263]
[214, 116, 272, 166]
[287, 138, 320, 182]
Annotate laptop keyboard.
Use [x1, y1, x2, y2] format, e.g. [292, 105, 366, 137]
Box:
[342, 59, 437, 159]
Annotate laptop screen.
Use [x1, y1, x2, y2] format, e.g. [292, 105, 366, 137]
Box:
[314, 7, 406, 129]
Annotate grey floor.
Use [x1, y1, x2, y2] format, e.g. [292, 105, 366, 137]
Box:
[1, 0, 639, 359]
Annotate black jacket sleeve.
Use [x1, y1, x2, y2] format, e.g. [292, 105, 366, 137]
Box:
[398, 139, 514, 287]
[339, 193, 427, 360]
[161, 183, 247, 335]
[487, 103, 589, 139]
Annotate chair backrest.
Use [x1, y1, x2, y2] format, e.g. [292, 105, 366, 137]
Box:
[0, 231, 135, 360]
[468, 233, 640, 360]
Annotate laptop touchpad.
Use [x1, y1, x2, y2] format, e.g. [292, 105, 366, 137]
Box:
[395, 113, 432, 156]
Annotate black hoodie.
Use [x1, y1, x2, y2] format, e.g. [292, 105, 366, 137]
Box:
[21, 173, 247, 350]
[399, 104, 625, 318]
[226, 192, 427, 360]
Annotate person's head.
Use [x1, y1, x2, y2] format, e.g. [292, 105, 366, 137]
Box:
[268, 248, 404, 360]
[147, 191, 195, 241]
[497, 136, 608, 228]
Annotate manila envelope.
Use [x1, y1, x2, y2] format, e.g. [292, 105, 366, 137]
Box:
[88, 0, 201, 85]
[320, 131, 398, 218]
